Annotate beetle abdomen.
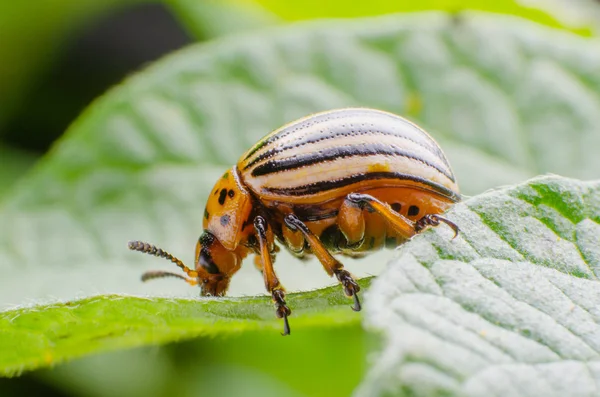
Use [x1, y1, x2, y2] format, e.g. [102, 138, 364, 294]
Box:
[238, 108, 459, 203]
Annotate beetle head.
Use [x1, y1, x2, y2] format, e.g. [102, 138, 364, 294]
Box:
[203, 168, 253, 251]
[194, 230, 242, 296]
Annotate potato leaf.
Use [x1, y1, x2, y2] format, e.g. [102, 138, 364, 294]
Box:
[358, 175, 600, 396]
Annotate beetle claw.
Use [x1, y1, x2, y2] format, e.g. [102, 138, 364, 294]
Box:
[351, 293, 362, 312]
[281, 313, 291, 336]
[434, 215, 460, 239]
[273, 289, 292, 336]
[334, 269, 362, 312]
[416, 214, 459, 239]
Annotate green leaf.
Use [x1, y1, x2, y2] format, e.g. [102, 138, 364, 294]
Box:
[357, 175, 600, 396]
[0, 279, 370, 377]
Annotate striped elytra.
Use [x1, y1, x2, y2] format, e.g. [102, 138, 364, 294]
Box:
[129, 108, 460, 336]
[238, 108, 459, 204]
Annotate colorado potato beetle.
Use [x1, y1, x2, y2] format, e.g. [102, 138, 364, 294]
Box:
[129, 108, 460, 335]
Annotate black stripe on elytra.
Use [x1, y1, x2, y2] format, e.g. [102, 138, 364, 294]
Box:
[242, 137, 271, 162]
[243, 108, 401, 162]
[243, 109, 451, 169]
[242, 111, 351, 161]
[264, 172, 461, 202]
[243, 125, 446, 171]
[251, 143, 455, 182]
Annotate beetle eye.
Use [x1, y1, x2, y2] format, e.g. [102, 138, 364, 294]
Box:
[196, 231, 241, 276]
[197, 248, 220, 274]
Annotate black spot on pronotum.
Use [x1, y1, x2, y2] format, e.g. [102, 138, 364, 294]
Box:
[204, 209, 209, 220]
[408, 205, 420, 216]
[391, 203, 402, 212]
[218, 189, 227, 205]
[228, 189, 235, 198]
[220, 214, 230, 226]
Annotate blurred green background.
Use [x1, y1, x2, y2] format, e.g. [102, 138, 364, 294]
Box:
[1, 0, 599, 396]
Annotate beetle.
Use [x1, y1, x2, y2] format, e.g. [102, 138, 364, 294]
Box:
[128, 108, 460, 335]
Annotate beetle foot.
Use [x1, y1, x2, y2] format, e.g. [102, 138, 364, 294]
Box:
[334, 269, 361, 311]
[272, 289, 292, 336]
[415, 214, 459, 239]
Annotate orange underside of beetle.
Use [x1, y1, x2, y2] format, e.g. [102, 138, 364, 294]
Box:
[255, 182, 456, 254]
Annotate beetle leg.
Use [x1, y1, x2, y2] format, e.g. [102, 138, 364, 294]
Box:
[346, 193, 459, 238]
[284, 214, 361, 312]
[282, 223, 305, 256]
[338, 197, 366, 248]
[254, 216, 291, 336]
[345, 193, 417, 239]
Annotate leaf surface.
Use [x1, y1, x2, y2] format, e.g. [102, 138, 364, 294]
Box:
[357, 175, 600, 396]
[0, 279, 370, 377]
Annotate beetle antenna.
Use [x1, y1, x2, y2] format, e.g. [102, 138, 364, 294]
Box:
[141, 270, 198, 286]
[128, 241, 198, 279]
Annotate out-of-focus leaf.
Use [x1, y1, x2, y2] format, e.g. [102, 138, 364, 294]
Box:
[38, 323, 367, 397]
[167, 0, 280, 39]
[245, 0, 592, 34]
[357, 175, 600, 396]
[0, 146, 37, 200]
[520, 0, 600, 34]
